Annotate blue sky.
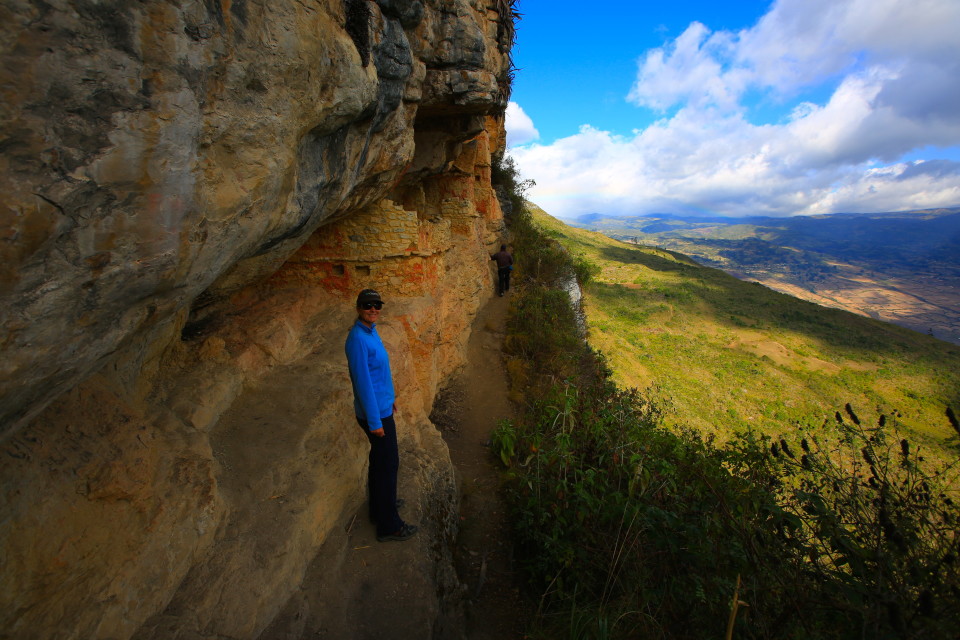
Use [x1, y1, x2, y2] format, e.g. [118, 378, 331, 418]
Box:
[505, 0, 960, 218]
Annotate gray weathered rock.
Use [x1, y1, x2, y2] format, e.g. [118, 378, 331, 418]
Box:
[0, 0, 509, 435]
[0, 0, 512, 637]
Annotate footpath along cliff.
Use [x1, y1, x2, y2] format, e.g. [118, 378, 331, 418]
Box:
[0, 1, 515, 637]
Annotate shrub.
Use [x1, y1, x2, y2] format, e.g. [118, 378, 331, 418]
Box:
[731, 416, 960, 639]
[492, 153, 535, 219]
[496, 203, 960, 639]
[572, 254, 601, 285]
[496, 382, 960, 639]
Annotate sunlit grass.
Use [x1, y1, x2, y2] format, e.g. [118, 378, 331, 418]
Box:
[497, 191, 960, 639]
[528, 203, 960, 459]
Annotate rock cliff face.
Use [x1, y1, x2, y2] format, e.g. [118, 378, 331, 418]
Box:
[0, 1, 512, 637]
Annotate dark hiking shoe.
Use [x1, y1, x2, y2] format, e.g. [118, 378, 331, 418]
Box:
[377, 523, 418, 542]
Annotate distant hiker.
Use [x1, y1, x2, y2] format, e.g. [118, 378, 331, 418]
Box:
[345, 289, 418, 543]
[491, 244, 513, 296]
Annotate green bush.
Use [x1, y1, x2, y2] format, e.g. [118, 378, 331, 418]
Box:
[734, 413, 960, 639]
[497, 205, 960, 640]
[572, 254, 601, 284]
[495, 379, 960, 639]
[495, 378, 763, 638]
[505, 287, 582, 379]
[492, 153, 535, 219]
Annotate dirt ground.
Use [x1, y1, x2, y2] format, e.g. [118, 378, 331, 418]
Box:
[431, 292, 531, 640]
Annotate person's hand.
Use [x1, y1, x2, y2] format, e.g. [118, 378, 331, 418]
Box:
[393, 402, 398, 415]
[371, 427, 385, 437]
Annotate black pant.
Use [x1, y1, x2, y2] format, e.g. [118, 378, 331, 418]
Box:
[498, 266, 511, 294]
[356, 414, 403, 536]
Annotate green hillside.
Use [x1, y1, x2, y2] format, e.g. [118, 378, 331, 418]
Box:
[570, 208, 960, 344]
[492, 182, 960, 638]
[528, 203, 960, 456]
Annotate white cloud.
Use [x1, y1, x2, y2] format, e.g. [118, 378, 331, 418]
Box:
[505, 102, 539, 147]
[806, 161, 960, 213]
[628, 22, 741, 112]
[511, 0, 960, 218]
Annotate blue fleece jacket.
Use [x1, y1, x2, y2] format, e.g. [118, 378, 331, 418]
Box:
[345, 319, 396, 431]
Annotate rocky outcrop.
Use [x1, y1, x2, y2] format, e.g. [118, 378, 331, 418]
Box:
[0, 1, 512, 638]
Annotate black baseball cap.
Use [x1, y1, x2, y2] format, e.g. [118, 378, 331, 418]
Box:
[356, 289, 383, 306]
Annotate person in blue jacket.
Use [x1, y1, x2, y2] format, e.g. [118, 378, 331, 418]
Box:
[345, 288, 418, 542]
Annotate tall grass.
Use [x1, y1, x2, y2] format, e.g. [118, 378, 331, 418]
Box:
[491, 168, 960, 639]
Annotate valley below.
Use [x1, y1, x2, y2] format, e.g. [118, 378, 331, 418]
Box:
[533, 203, 960, 456]
[573, 207, 960, 345]
[738, 263, 960, 345]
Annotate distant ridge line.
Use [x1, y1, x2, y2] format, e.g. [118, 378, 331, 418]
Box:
[571, 205, 960, 226]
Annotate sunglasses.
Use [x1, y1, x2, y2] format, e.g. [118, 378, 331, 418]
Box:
[360, 302, 383, 310]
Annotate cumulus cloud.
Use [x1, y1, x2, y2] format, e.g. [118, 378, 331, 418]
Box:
[628, 23, 742, 112]
[510, 0, 960, 218]
[505, 102, 539, 147]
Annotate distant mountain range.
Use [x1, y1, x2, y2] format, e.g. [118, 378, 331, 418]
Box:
[569, 207, 960, 344]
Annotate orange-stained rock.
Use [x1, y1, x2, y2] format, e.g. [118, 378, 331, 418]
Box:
[0, 1, 513, 638]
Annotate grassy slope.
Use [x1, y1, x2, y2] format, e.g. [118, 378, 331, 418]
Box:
[529, 203, 960, 457]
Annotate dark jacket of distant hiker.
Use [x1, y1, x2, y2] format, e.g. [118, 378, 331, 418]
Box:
[491, 245, 513, 296]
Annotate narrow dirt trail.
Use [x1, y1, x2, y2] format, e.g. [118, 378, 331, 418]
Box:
[432, 292, 529, 639]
